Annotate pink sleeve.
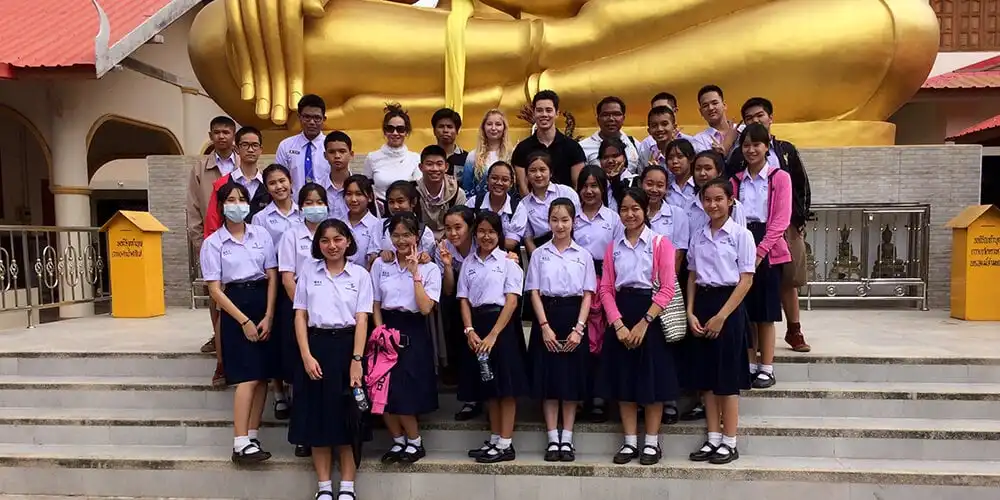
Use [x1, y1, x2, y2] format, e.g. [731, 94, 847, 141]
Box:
[599, 243, 621, 325]
[651, 236, 677, 308]
[756, 170, 792, 259]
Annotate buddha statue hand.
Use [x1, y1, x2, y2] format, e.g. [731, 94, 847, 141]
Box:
[224, 0, 331, 125]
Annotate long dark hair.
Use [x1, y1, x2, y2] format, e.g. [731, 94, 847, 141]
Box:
[620, 187, 651, 228]
[298, 181, 329, 207]
[692, 150, 726, 192]
[576, 165, 610, 208]
[444, 205, 476, 239]
[548, 197, 577, 241]
[384, 180, 424, 237]
[344, 174, 379, 217]
[310, 218, 358, 260]
[215, 181, 250, 223]
[385, 211, 421, 248]
[473, 210, 505, 253]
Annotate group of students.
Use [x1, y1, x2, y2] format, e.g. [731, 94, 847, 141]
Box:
[189, 85, 813, 500]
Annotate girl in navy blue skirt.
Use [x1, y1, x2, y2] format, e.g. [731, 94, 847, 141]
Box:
[292, 219, 373, 500]
[598, 187, 679, 466]
[253, 164, 303, 422]
[526, 198, 596, 462]
[200, 181, 278, 464]
[458, 211, 527, 464]
[731, 123, 792, 389]
[371, 212, 442, 464]
[277, 182, 329, 457]
[686, 178, 755, 464]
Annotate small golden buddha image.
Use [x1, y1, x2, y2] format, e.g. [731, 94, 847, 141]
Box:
[872, 225, 907, 279]
[188, 0, 938, 148]
[829, 225, 862, 281]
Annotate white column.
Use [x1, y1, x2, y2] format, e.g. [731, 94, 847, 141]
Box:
[49, 108, 95, 319]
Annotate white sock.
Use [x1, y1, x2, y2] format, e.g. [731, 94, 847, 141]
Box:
[722, 435, 737, 448]
[496, 437, 512, 450]
[547, 429, 559, 444]
[561, 430, 574, 444]
[643, 434, 659, 454]
[760, 364, 774, 375]
[406, 435, 422, 451]
[749, 362, 758, 373]
[274, 389, 286, 402]
[233, 435, 250, 453]
[247, 429, 259, 441]
[390, 435, 405, 452]
[339, 481, 355, 500]
[708, 432, 723, 447]
[624, 434, 638, 448]
[489, 434, 500, 445]
[318, 481, 333, 493]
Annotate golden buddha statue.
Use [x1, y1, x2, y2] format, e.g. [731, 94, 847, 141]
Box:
[188, 0, 939, 151]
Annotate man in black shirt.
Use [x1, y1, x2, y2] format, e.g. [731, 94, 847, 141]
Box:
[511, 90, 586, 195]
[432, 108, 469, 178]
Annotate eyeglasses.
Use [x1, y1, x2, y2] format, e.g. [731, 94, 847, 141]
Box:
[239, 142, 262, 150]
[599, 111, 624, 119]
[384, 125, 408, 134]
[300, 114, 325, 123]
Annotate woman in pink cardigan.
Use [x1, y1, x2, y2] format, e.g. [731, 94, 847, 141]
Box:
[730, 123, 792, 390]
[598, 187, 679, 466]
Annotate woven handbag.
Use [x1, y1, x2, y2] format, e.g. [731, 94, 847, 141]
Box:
[651, 235, 687, 343]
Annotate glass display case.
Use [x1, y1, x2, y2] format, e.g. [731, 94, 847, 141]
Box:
[800, 203, 930, 310]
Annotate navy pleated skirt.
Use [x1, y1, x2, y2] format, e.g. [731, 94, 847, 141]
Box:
[289, 326, 356, 447]
[220, 281, 274, 385]
[457, 304, 530, 401]
[272, 288, 300, 382]
[597, 288, 679, 404]
[382, 309, 439, 415]
[682, 286, 751, 396]
[529, 295, 588, 401]
[746, 222, 783, 323]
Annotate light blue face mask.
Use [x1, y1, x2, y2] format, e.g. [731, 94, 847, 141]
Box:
[223, 203, 250, 223]
[302, 205, 329, 223]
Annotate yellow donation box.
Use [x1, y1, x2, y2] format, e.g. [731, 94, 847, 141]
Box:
[100, 211, 169, 318]
[946, 205, 1000, 321]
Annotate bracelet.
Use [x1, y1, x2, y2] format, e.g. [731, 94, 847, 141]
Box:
[576, 321, 585, 327]
[241, 319, 251, 326]
[539, 321, 549, 327]
[464, 327, 475, 334]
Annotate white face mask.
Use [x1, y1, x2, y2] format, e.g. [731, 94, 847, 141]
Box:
[223, 203, 250, 223]
[303, 205, 328, 223]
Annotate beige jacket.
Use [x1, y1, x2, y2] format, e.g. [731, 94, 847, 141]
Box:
[186, 153, 239, 253]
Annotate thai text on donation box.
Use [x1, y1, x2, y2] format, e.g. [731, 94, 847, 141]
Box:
[100, 211, 169, 318]
[946, 205, 1000, 321]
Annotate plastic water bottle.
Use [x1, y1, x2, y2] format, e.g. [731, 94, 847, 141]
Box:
[477, 352, 494, 382]
[353, 387, 370, 412]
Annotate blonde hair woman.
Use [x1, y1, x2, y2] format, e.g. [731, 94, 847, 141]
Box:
[461, 109, 511, 199]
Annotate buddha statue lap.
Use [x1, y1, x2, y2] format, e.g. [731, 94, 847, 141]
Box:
[188, 0, 938, 149]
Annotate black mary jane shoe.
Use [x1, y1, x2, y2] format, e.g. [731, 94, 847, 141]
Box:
[476, 444, 515, 464]
[688, 441, 718, 462]
[337, 491, 356, 500]
[468, 441, 492, 459]
[680, 403, 706, 421]
[559, 443, 576, 462]
[315, 491, 335, 500]
[231, 443, 271, 465]
[662, 405, 679, 425]
[399, 444, 426, 463]
[708, 443, 739, 464]
[590, 403, 608, 424]
[543, 443, 562, 462]
[639, 445, 662, 466]
[273, 399, 291, 421]
[381, 445, 404, 464]
[455, 402, 482, 421]
[295, 445, 312, 457]
[612, 444, 639, 464]
[752, 371, 776, 389]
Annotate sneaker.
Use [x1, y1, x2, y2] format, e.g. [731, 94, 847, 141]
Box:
[200, 336, 217, 353]
[785, 331, 812, 352]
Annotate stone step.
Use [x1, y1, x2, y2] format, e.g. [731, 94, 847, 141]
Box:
[3, 351, 1000, 383]
[1, 407, 998, 461]
[3, 376, 1000, 418]
[0, 444, 997, 499]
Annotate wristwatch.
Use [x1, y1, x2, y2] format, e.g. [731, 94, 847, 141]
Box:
[352, 354, 363, 362]
[643, 313, 656, 324]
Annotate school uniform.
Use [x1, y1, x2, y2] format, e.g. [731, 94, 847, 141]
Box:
[380, 224, 437, 255]
[200, 223, 277, 385]
[467, 193, 519, 242]
[275, 132, 333, 198]
[649, 202, 689, 252]
[732, 165, 793, 323]
[456, 247, 528, 401]
[289, 260, 374, 448]
[371, 259, 442, 415]
[525, 241, 596, 401]
[685, 197, 748, 240]
[597, 227, 679, 404]
[574, 207, 623, 354]
[326, 183, 350, 222]
[509, 183, 581, 247]
[685, 218, 755, 395]
[346, 212, 383, 268]
[277, 223, 317, 380]
[253, 203, 304, 379]
[666, 177, 697, 212]
[434, 240, 473, 370]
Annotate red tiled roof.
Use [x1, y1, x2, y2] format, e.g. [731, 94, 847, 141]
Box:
[923, 71, 1000, 89]
[0, 0, 196, 77]
[947, 114, 1000, 140]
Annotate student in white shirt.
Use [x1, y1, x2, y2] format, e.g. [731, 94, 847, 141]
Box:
[363, 104, 422, 201]
[275, 94, 333, 199]
[691, 85, 740, 155]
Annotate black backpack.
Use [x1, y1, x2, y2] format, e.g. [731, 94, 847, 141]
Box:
[472, 190, 522, 217]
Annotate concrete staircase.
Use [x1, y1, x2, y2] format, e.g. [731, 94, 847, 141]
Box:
[0, 352, 999, 499]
